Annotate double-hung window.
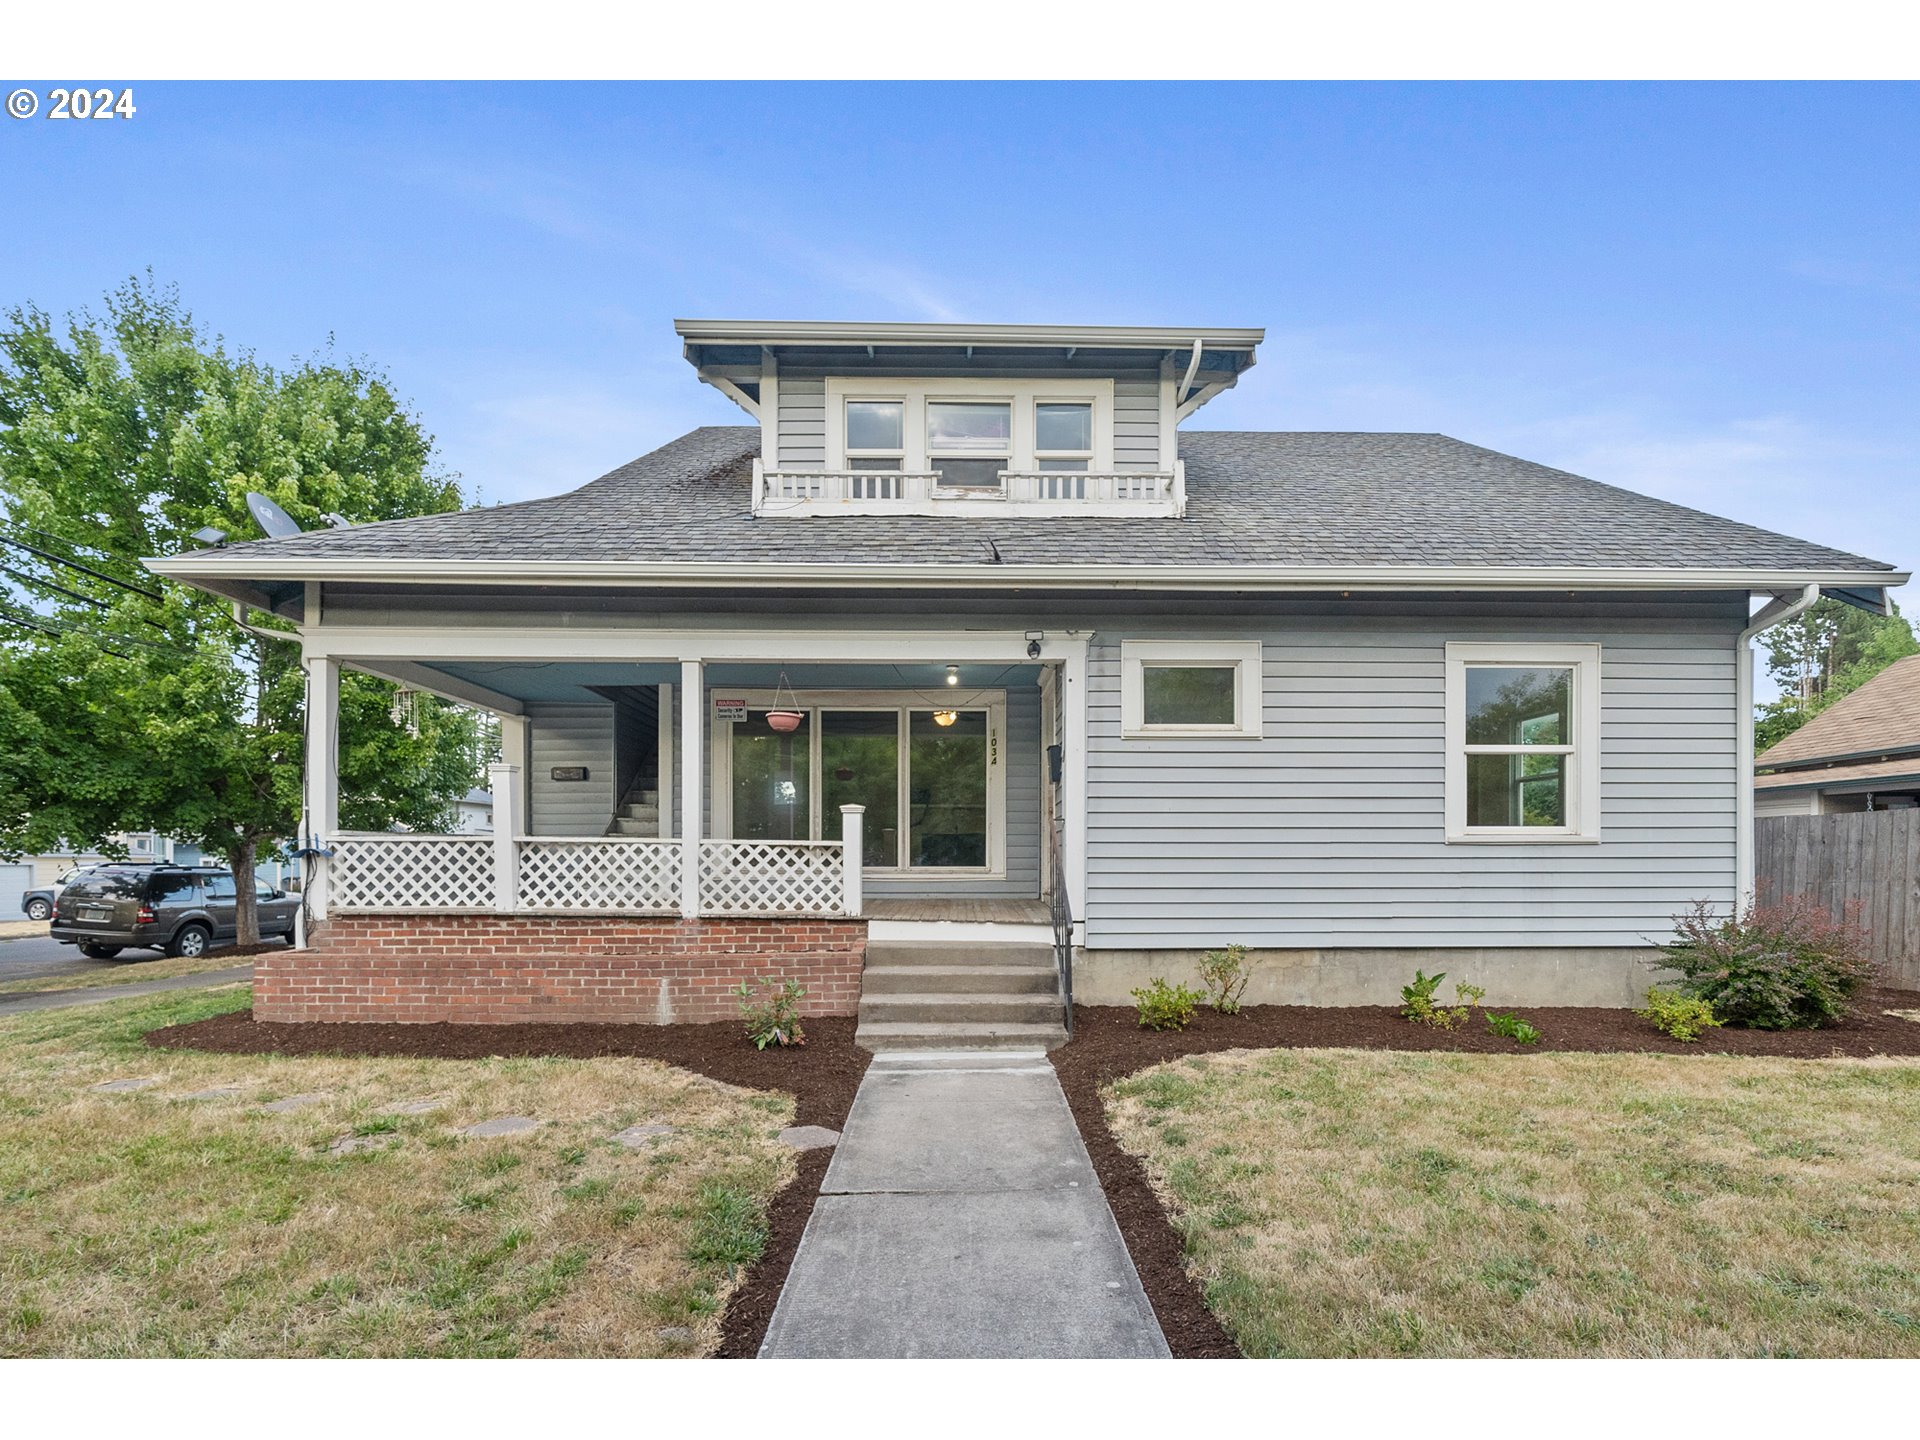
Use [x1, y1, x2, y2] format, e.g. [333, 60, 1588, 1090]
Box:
[1120, 640, 1264, 738]
[844, 400, 905, 471]
[926, 400, 1011, 489]
[1034, 402, 1093, 472]
[1445, 642, 1601, 842]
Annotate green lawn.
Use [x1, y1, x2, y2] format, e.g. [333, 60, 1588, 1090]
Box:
[1107, 1047, 1920, 1357]
[0, 987, 793, 1356]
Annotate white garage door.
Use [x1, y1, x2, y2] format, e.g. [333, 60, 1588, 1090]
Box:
[0, 864, 34, 921]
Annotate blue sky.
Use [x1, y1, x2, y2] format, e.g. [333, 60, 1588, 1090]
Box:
[3, 81, 1916, 591]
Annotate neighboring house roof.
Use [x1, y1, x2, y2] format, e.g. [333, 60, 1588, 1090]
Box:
[1755, 653, 1920, 772]
[1755, 756, 1920, 793]
[151, 428, 1899, 588]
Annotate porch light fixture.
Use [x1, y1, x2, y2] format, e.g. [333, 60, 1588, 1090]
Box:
[945, 666, 959, 686]
[933, 710, 958, 727]
[765, 669, 804, 734]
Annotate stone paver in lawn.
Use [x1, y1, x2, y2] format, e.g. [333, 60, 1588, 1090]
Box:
[89, 1077, 161, 1092]
[461, 1115, 540, 1137]
[759, 1051, 1167, 1359]
[777, 1124, 841, 1151]
[386, 1097, 447, 1114]
[326, 1133, 392, 1155]
[260, 1093, 329, 1112]
[175, 1086, 245, 1101]
[611, 1123, 675, 1146]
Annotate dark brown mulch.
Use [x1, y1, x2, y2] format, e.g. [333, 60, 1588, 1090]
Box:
[1051, 985, 1920, 1359]
[143, 1009, 869, 1358]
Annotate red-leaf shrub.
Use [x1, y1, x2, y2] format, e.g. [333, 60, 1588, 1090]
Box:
[1660, 896, 1876, 1030]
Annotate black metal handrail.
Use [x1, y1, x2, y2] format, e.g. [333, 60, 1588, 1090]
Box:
[1048, 816, 1074, 1037]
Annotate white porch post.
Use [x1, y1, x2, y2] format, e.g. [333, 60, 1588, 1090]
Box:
[839, 804, 865, 916]
[679, 660, 703, 918]
[303, 654, 340, 924]
[1061, 639, 1090, 936]
[488, 761, 522, 912]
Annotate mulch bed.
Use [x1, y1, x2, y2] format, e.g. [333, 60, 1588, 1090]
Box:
[144, 1008, 869, 1358]
[1051, 985, 1920, 1359]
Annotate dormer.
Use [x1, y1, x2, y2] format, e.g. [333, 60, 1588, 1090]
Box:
[676, 319, 1263, 517]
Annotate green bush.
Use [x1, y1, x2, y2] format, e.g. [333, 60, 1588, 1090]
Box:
[1661, 896, 1876, 1030]
[1635, 986, 1723, 1042]
[1485, 1011, 1542, 1045]
[1198, 943, 1252, 1014]
[1401, 970, 1484, 1030]
[733, 976, 807, 1049]
[1132, 977, 1204, 1031]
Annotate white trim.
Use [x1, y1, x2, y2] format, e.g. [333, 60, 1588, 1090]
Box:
[300, 627, 1088, 665]
[758, 348, 779, 468]
[655, 681, 674, 839]
[342, 658, 525, 715]
[824, 375, 1115, 474]
[1061, 637, 1089, 934]
[675, 318, 1266, 350]
[302, 653, 340, 923]
[152, 554, 1910, 595]
[678, 660, 702, 918]
[1120, 639, 1264, 739]
[1444, 642, 1602, 844]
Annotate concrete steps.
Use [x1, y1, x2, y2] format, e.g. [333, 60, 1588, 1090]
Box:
[855, 939, 1066, 1053]
[608, 790, 661, 837]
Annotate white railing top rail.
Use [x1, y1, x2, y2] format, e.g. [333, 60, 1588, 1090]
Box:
[752, 457, 1185, 518]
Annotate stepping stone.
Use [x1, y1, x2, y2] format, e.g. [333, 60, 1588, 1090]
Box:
[327, 1133, 391, 1155]
[611, 1123, 675, 1147]
[387, 1097, 447, 1114]
[90, 1077, 161, 1092]
[461, 1115, 540, 1138]
[656, 1326, 694, 1345]
[778, 1125, 841, 1151]
[261, 1093, 329, 1112]
[175, 1086, 245, 1101]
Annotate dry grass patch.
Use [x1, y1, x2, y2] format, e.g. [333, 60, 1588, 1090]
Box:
[0, 952, 259, 997]
[0, 988, 795, 1356]
[1106, 1047, 1920, 1357]
[0, 921, 47, 943]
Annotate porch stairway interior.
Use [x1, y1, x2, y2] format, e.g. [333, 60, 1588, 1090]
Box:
[855, 940, 1068, 1053]
[605, 783, 660, 837]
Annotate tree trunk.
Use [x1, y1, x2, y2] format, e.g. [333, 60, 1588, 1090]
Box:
[231, 837, 260, 947]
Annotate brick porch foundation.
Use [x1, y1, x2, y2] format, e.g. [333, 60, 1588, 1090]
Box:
[253, 914, 867, 1024]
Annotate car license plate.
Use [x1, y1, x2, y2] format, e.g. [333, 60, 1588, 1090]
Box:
[79, 906, 112, 922]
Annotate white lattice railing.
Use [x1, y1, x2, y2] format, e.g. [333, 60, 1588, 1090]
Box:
[328, 833, 495, 912]
[698, 840, 850, 917]
[752, 458, 1185, 517]
[517, 837, 679, 914]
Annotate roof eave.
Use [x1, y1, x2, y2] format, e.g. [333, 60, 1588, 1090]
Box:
[672, 318, 1267, 351]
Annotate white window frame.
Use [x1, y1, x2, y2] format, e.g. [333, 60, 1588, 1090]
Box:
[824, 376, 1114, 475]
[843, 397, 906, 471]
[1120, 640, 1264, 739]
[1444, 642, 1602, 844]
[1033, 399, 1095, 473]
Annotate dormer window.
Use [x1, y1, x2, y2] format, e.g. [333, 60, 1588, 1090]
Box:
[1035, 402, 1093, 474]
[845, 400, 904, 471]
[927, 400, 1011, 488]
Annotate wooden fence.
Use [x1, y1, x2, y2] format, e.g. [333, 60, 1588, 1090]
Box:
[1755, 809, 1920, 988]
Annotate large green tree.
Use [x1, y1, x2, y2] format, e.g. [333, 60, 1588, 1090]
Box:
[1755, 596, 1918, 753]
[0, 276, 482, 943]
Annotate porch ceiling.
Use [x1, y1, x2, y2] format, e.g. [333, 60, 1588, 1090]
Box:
[402, 660, 1043, 706]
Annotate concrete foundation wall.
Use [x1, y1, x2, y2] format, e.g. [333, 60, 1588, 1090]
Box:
[1074, 945, 1674, 1009]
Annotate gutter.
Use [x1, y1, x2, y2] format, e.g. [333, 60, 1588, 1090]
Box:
[1735, 583, 1822, 904]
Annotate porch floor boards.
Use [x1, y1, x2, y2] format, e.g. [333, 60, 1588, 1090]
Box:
[862, 898, 1050, 924]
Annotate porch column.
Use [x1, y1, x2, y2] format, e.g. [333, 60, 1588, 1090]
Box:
[303, 654, 340, 924]
[679, 660, 703, 918]
[1061, 639, 1090, 936]
[488, 761, 523, 912]
[840, 805, 865, 916]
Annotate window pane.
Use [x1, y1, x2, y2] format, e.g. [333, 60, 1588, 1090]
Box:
[1464, 666, 1572, 745]
[1035, 458, 1088, 472]
[927, 401, 1011, 449]
[846, 400, 903, 451]
[203, 874, 237, 899]
[732, 712, 811, 841]
[822, 711, 899, 868]
[1036, 402, 1092, 453]
[1466, 753, 1566, 827]
[933, 457, 1005, 488]
[847, 456, 901, 470]
[1141, 666, 1237, 726]
[909, 711, 987, 867]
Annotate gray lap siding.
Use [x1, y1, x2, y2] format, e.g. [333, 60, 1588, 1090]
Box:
[1082, 617, 1741, 950]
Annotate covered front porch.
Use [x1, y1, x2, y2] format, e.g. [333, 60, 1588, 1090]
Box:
[298, 627, 1087, 931]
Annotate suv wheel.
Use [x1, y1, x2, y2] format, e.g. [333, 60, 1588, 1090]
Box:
[168, 923, 213, 959]
[79, 942, 123, 959]
[25, 897, 52, 921]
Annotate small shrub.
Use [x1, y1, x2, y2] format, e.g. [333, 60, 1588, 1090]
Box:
[1402, 971, 1485, 1030]
[1198, 943, 1252, 1014]
[733, 976, 806, 1049]
[1636, 986, 1723, 1043]
[1133, 977, 1204, 1031]
[1485, 1011, 1542, 1045]
[1661, 896, 1876, 1030]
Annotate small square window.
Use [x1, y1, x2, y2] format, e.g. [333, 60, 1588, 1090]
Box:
[1121, 640, 1263, 738]
[1036, 402, 1092, 453]
[846, 400, 903, 452]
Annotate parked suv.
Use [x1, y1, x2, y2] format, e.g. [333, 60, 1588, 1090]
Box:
[20, 861, 160, 922]
[50, 865, 298, 959]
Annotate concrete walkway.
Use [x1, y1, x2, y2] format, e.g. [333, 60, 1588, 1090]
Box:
[759, 1050, 1169, 1358]
[0, 965, 254, 1016]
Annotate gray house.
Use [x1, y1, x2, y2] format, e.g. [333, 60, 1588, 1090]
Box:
[151, 319, 1907, 1045]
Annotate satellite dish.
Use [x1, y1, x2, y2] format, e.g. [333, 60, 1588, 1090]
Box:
[245, 492, 304, 540]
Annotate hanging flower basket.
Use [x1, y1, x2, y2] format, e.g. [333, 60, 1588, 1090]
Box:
[765, 669, 803, 733]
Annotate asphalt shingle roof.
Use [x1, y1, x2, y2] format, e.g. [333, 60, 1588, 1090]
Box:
[1757, 653, 1920, 769]
[193, 426, 1897, 573]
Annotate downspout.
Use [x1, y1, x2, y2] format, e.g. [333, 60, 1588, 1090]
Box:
[1177, 337, 1203, 408]
[1735, 583, 1820, 905]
